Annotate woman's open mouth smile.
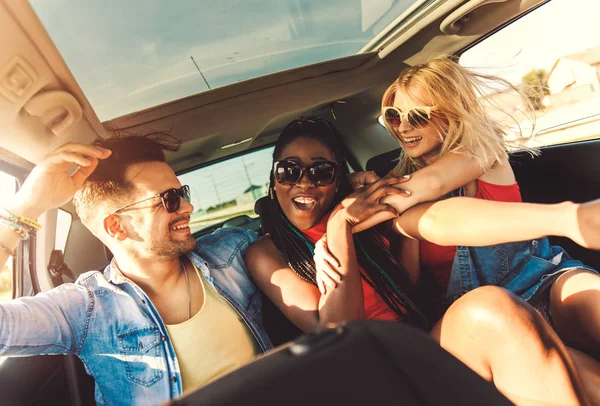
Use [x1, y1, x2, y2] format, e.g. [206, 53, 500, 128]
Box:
[401, 136, 423, 148]
[292, 195, 317, 212]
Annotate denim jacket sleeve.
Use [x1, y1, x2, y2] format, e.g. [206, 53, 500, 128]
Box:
[0, 282, 92, 356]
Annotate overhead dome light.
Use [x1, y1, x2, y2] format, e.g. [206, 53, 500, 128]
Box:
[221, 137, 252, 149]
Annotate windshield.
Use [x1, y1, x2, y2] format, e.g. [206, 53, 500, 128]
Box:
[177, 147, 274, 233]
[30, 0, 425, 121]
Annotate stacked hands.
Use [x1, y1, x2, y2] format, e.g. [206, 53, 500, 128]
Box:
[315, 171, 411, 295]
[314, 170, 600, 295]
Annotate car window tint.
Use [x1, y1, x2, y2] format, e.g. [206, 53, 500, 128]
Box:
[460, 0, 600, 149]
[178, 147, 274, 234]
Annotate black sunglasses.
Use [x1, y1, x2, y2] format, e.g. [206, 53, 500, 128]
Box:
[112, 185, 191, 214]
[273, 160, 339, 186]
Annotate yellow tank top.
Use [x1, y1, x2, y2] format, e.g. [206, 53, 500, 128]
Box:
[166, 265, 258, 393]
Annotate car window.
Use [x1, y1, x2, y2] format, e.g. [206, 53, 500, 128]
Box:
[459, 0, 600, 150]
[0, 171, 17, 303]
[460, 0, 600, 147]
[178, 147, 274, 234]
[55, 209, 72, 253]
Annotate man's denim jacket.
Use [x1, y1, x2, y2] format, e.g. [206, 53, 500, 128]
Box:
[0, 227, 273, 405]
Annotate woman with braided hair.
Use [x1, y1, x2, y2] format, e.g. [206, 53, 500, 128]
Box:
[245, 116, 596, 405]
[255, 116, 430, 330]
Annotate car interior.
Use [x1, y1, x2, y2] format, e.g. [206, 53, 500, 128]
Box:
[0, 0, 598, 404]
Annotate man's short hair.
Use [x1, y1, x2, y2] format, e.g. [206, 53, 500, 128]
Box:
[72, 133, 180, 227]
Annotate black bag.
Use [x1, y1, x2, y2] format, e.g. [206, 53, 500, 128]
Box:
[169, 320, 511, 405]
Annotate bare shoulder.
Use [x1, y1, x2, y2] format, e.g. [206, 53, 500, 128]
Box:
[246, 235, 279, 259]
[479, 156, 516, 185]
[245, 236, 287, 277]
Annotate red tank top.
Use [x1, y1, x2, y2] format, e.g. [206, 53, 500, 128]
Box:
[419, 180, 522, 290]
[302, 215, 403, 321]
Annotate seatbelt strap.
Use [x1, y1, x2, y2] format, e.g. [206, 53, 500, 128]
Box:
[48, 249, 75, 284]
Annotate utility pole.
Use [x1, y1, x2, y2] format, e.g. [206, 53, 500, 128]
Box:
[241, 157, 253, 189]
[209, 175, 221, 205]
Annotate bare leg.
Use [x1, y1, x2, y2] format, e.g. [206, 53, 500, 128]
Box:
[550, 269, 600, 357]
[576, 199, 600, 250]
[430, 286, 589, 406]
[569, 347, 600, 406]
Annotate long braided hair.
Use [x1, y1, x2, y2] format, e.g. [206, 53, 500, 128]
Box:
[261, 116, 430, 329]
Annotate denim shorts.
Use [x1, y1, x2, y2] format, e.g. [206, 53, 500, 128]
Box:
[448, 237, 599, 326]
[527, 264, 599, 325]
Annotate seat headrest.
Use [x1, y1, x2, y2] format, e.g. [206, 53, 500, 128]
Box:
[366, 149, 402, 177]
[254, 196, 270, 216]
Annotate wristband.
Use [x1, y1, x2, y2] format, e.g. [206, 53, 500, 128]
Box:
[2, 209, 41, 231]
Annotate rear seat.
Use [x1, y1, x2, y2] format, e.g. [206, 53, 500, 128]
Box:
[365, 148, 401, 177]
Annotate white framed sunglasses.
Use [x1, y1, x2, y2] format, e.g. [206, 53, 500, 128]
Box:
[382, 105, 436, 129]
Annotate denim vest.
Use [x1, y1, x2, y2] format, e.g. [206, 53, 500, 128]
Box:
[445, 188, 597, 302]
[0, 227, 273, 405]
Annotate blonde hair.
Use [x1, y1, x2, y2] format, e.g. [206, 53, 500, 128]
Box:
[382, 55, 536, 176]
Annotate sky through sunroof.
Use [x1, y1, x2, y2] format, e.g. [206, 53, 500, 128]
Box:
[31, 0, 421, 121]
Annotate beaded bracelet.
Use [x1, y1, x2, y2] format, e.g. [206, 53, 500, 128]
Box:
[2, 209, 41, 232]
[0, 241, 16, 257]
[0, 216, 29, 239]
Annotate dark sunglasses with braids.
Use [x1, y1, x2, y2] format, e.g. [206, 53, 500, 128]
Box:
[260, 116, 431, 330]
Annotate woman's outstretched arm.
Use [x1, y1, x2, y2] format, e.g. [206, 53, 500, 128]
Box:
[392, 196, 599, 250]
[353, 152, 485, 233]
[387, 152, 486, 210]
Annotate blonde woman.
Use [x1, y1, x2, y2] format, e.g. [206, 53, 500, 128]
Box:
[375, 56, 600, 359]
[316, 57, 600, 399]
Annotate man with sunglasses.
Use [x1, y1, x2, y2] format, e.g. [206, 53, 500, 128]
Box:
[0, 136, 272, 405]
